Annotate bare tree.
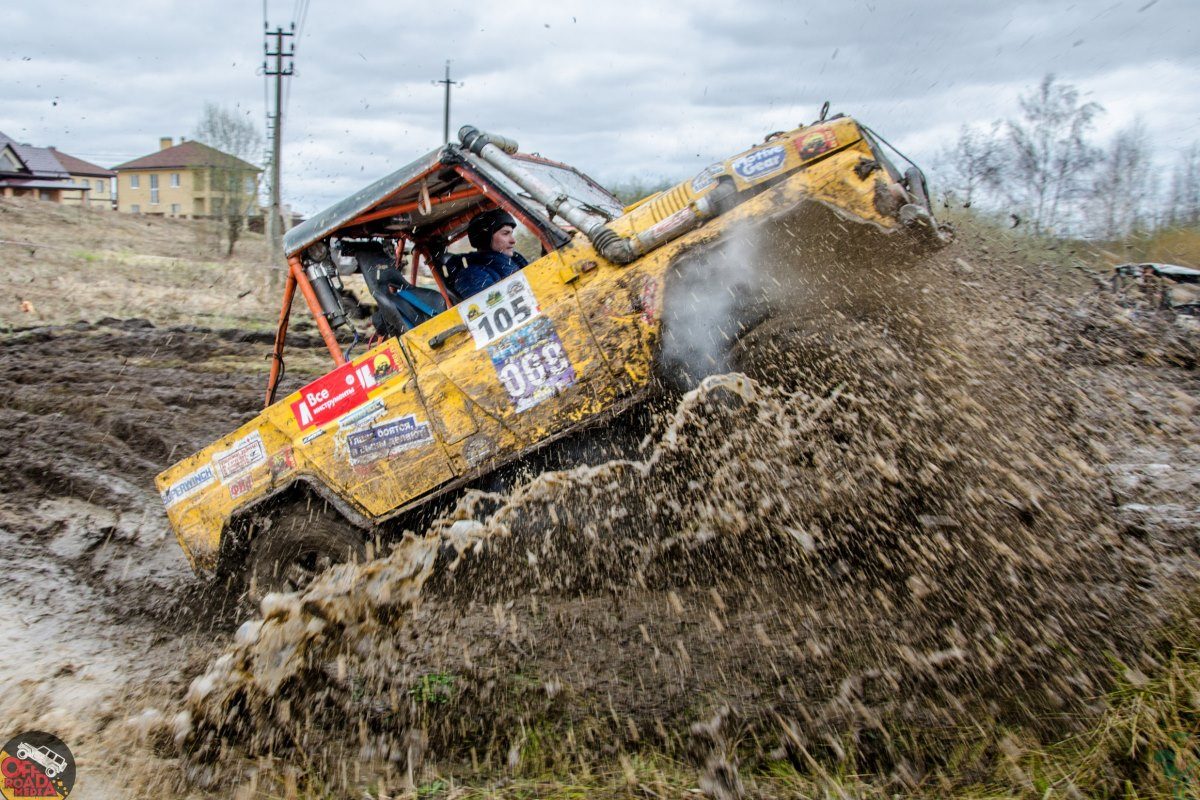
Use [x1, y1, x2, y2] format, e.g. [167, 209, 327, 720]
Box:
[1166, 143, 1200, 228]
[1005, 75, 1103, 235]
[940, 122, 1006, 208]
[193, 103, 262, 257]
[1087, 123, 1157, 238]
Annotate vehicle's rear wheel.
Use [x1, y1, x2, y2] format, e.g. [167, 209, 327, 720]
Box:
[247, 500, 366, 602]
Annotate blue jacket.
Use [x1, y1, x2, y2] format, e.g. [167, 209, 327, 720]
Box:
[449, 250, 528, 298]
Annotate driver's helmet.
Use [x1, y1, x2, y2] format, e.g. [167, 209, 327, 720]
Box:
[467, 208, 518, 251]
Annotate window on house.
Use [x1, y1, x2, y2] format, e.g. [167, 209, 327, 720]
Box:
[150, 174, 159, 204]
[131, 204, 140, 213]
[170, 173, 180, 187]
[244, 175, 256, 194]
[130, 174, 139, 189]
[95, 179, 104, 193]
[170, 203, 181, 215]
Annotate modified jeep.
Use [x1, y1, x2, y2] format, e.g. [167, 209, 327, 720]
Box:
[155, 111, 949, 595]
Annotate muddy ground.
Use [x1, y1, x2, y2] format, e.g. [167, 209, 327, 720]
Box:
[0, 214, 1197, 797]
[0, 317, 339, 796]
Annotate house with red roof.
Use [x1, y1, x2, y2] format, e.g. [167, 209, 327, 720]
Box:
[50, 148, 116, 208]
[112, 137, 261, 218]
[0, 131, 113, 207]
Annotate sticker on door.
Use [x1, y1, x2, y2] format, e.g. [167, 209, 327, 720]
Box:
[486, 317, 576, 412]
[460, 273, 541, 348]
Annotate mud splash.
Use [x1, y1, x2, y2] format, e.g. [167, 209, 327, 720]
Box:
[2, 222, 1194, 796]
[169, 231, 1200, 794]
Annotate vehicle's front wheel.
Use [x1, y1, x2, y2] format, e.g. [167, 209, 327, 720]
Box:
[247, 500, 366, 602]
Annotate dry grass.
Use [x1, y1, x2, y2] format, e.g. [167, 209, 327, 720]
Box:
[0, 196, 283, 330]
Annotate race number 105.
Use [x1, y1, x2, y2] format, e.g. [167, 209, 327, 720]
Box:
[474, 294, 533, 340]
[462, 274, 542, 348]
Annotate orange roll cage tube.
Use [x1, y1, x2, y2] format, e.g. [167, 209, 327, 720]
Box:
[264, 266, 298, 408]
[452, 164, 556, 253]
[345, 187, 483, 229]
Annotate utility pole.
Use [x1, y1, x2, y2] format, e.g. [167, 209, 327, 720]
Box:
[432, 61, 463, 144]
[264, 23, 295, 267]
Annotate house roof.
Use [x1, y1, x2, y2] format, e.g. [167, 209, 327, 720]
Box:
[48, 148, 114, 177]
[0, 131, 68, 178]
[112, 140, 259, 172]
[0, 178, 83, 190]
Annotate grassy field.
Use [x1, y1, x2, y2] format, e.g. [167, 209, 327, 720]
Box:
[0, 197, 284, 330]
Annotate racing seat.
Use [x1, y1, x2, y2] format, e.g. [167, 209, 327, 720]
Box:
[342, 241, 448, 338]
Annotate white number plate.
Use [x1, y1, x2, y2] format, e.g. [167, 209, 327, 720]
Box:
[458, 273, 542, 348]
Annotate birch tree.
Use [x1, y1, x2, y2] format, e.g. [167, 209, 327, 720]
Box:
[1006, 75, 1103, 235]
[1166, 143, 1200, 227]
[193, 103, 262, 257]
[942, 123, 1006, 208]
[1088, 123, 1156, 238]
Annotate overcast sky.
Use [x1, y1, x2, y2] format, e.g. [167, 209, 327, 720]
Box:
[2, 0, 1197, 215]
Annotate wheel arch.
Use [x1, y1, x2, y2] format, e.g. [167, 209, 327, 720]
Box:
[216, 473, 373, 578]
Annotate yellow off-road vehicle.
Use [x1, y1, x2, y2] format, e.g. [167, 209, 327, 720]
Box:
[156, 112, 948, 595]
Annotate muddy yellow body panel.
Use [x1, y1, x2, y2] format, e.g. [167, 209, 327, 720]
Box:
[156, 116, 922, 574]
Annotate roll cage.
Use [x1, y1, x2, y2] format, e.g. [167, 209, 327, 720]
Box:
[266, 143, 620, 407]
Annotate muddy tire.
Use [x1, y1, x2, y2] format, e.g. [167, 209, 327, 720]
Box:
[247, 502, 366, 602]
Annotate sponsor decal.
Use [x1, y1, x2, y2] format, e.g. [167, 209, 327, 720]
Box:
[460, 273, 541, 349]
[345, 415, 434, 465]
[228, 474, 253, 500]
[213, 431, 266, 482]
[691, 163, 724, 193]
[162, 464, 215, 508]
[366, 350, 400, 384]
[270, 446, 297, 481]
[1, 730, 76, 799]
[487, 317, 576, 412]
[732, 145, 787, 181]
[289, 347, 400, 430]
[338, 399, 385, 430]
[300, 428, 325, 445]
[643, 207, 697, 242]
[794, 126, 838, 160]
[463, 433, 495, 467]
[637, 274, 661, 324]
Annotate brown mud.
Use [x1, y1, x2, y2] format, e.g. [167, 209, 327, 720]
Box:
[0, 224, 1197, 797]
[0, 319, 330, 795]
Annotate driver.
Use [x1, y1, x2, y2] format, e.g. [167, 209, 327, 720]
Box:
[448, 208, 529, 298]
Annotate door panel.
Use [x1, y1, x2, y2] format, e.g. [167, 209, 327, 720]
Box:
[403, 251, 612, 470]
[266, 339, 458, 518]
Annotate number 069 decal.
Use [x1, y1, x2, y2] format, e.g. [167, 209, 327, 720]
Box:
[487, 317, 577, 412]
[459, 273, 541, 348]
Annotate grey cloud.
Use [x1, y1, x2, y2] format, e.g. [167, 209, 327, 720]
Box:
[1, 0, 1196, 214]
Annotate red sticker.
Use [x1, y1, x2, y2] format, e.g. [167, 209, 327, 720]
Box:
[290, 348, 399, 430]
[229, 474, 253, 500]
[794, 127, 838, 161]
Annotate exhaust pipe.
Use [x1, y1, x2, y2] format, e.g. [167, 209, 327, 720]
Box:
[460, 125, 641, 264]
[460, 125, 738, 265]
